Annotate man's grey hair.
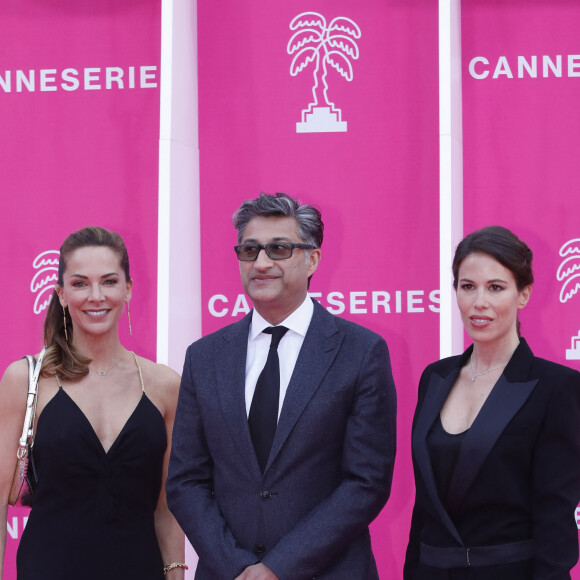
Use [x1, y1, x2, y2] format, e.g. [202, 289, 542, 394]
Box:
[233, 192, 324, 247]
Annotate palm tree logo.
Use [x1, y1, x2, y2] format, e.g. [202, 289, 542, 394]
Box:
[31, 250, 59, 315]
[287, 12, 361, 133]
[557, 238, 580, 359]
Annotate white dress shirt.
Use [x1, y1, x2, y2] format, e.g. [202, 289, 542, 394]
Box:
[245, 296, 314, 419]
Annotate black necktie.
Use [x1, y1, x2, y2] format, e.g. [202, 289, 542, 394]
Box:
[248, 326, 289, 472]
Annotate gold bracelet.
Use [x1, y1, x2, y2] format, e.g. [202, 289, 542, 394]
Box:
[163, 562, 188, 575]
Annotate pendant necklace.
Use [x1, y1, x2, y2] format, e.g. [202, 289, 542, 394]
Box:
[470, 355, 506, 382]
[90, 359, 120, 376]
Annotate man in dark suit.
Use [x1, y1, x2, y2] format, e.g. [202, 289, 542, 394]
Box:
[167, 192, 397, 580]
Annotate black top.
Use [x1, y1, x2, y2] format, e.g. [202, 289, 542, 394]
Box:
[426, 415, 468, 505]
[17, 388, 167, 580]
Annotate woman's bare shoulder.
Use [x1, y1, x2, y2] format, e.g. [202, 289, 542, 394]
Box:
[133, 354, 180, 396]
[0, 358, 30, 406]
[2, 358, 29, 383]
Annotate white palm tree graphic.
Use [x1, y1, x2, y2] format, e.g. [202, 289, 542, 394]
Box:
[287, 12, 361, 128]
[557, 238, 580, 360]
[31, 250, 59, 315]
[557, 238, 580, 304]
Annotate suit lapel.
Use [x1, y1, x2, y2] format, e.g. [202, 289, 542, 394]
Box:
[445, 340, 538, 512]
[413, 366, 464, 545]
[266, 301, 344, 472]
[214, 313, 262, 475]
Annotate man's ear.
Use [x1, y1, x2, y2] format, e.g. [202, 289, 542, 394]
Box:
[307, 248, 321, 278]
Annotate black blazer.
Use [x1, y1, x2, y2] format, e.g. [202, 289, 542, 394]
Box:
[404, 339, 580, 580]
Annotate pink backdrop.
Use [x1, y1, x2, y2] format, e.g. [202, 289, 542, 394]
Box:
[197, 1, 439, 577]
[462, 2, 580, 576]
[2, 0, 580, 578]
[0, 1, 161, 578]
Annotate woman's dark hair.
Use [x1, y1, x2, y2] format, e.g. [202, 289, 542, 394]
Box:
[452, 225, 533, 336]
[42, 227, 130, 380]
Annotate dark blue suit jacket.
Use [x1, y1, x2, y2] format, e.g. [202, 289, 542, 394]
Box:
[404, 339, 580, 580]
[167, 299, 397, 580]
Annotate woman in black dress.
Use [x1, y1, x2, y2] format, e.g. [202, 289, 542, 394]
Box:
[405, 226, 580, 579]
[0, 227, 185, 580]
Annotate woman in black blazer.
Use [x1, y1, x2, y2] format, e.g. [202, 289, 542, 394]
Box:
[404, 226, 580, 580]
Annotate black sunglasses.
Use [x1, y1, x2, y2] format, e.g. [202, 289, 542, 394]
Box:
[234, 242, 316, 261]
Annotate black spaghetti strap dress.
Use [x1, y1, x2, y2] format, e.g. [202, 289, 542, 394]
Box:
[17, 386, 167, 580]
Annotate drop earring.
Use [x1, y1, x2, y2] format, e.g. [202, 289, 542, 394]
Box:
[62, 305, 69, 341]
[127, 302, 133, 336]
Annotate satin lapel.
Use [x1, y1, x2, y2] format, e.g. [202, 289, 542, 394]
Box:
[214, 313, 262, 476]
[446, 374, 538, 512]
[413, 369, 463, 545]
[266, 303, 343, 472]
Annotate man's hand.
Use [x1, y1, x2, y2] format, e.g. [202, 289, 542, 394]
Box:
[234, 563, 279, 580]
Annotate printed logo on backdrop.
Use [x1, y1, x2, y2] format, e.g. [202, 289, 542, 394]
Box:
[32, 251, 59, 315]
[0, 66, 157, 94]
[208, 289, 440, 318]
[468, 54, 580, 80]
[287, 12, 360, 133]
[557, 239, 580, 360]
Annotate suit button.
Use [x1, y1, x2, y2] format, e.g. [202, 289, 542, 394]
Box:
[254, 543, 266, 554]
[260, 490, 272, 500]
